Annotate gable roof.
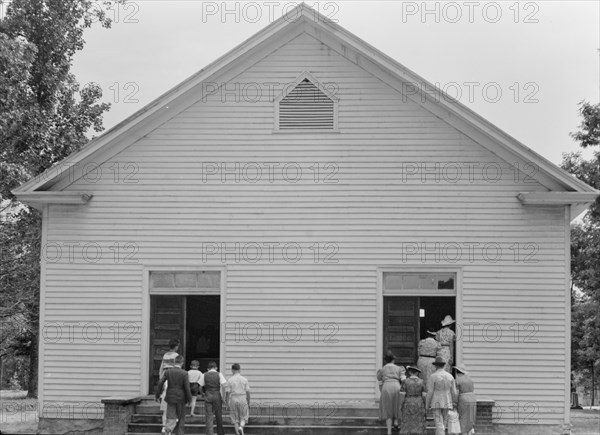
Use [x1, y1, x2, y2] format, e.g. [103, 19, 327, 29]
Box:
[13, 3, 599, 216]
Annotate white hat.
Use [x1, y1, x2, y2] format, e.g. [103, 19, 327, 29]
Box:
[441, 315, 455, 326]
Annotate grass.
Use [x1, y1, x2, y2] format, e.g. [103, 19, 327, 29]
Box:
[0, 390, 38, 434]
[571, 408, 600, 435]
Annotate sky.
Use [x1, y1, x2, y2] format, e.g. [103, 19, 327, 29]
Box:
[69, 0, 600, 166]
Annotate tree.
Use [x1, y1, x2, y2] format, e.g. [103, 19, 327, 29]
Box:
[563, 101, 600, 406]
[562, 102, 600, 221]
[0, 0, 116, 398]
[570, 223, 600, 406]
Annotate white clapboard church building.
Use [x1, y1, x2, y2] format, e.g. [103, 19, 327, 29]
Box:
[14, 4, 599, 434]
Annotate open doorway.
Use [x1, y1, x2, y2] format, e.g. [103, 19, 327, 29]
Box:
[185, 296, 220, 373]
[383, 296, 455, 368]
[419, 296, 455, 339]
[149, 295, 220, 392]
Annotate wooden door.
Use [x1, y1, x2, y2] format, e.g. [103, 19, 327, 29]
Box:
[383, 297, 419, 367]
[149, 295, 185, 393]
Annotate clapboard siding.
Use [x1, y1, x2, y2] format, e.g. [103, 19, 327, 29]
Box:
[40, 263, 142, 410]
[40, 32, 568, 424]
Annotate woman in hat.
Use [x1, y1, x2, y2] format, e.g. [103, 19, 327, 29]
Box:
[435, 315, 456, 373]
[417, 330, 441, 388]
[399, 366, 427, 435]
[454, 364, 476, 435]
[377, 350, 406, 434]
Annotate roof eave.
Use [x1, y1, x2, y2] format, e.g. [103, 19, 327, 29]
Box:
[13, 191, 93, 210]
[517, 191, 600, 205]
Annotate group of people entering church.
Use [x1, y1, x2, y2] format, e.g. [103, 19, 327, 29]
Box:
[155, 338, 250, 435]
[377, 315, 476, 435]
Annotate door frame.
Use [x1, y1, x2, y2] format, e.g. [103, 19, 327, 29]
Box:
[376, 266, 462, 397]
[141, 266, 227, 395]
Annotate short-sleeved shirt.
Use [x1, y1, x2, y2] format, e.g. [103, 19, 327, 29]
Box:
[159, 351, 179, 379]
[227, 373, 250, 395]
[188, 369, 202, 384]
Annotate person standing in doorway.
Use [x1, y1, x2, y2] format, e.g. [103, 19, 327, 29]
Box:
[426, 356, 458, 435]
[435, 315, 456, 373]
[201, 361, 228, 435]
[225, 363, 251, 435]
[417, 331, 441, 387]
[155, 355, 192, 435]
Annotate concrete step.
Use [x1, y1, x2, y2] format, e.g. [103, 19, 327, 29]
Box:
[127, 426, 436, 435]
[131, 413, 384, 426]
[135, 403, 380, 418]
[128, 419, 436, 434]
[132, 399, 436, 434]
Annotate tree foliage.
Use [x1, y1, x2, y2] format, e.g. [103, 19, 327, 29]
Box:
[563, 101, 600, 405]
[0, 0, 116, 397]
[570, 101, 600, 149]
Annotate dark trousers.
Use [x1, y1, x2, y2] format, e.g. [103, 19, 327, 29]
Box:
[166, 401, 186, 435]
[205, 390, 224, 435]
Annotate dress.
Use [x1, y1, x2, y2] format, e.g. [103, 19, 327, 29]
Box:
[377, 363, 406, 420]
[400, 375, 426, 435]
[435, 327, 455, 373]
[455, 374, 476, 434]
[417, 337, 441, 387]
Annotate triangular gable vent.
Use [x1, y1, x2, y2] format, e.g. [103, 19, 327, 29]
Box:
[278, 78, 336, 130]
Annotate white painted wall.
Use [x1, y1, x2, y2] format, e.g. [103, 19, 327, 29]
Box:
[39, 32, 567, 426]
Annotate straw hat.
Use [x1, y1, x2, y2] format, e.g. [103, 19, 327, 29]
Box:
[453, 364, 469, 375]
[441, 315, 455, 326]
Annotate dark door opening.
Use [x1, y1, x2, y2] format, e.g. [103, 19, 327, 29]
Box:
[149, 295, 220, 393]
[383, 296, 455, 368]
[185, 296, 220, 373]
[419, 296, 455, 339]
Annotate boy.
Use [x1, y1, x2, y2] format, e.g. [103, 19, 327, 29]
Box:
[200, 361, 227, 435]
[188, 360, 203, 416]
[225, 363, 251, 435]
[156, 355, 192, 435]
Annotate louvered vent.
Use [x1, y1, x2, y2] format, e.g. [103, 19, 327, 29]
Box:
[279, 79, 334, 130]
